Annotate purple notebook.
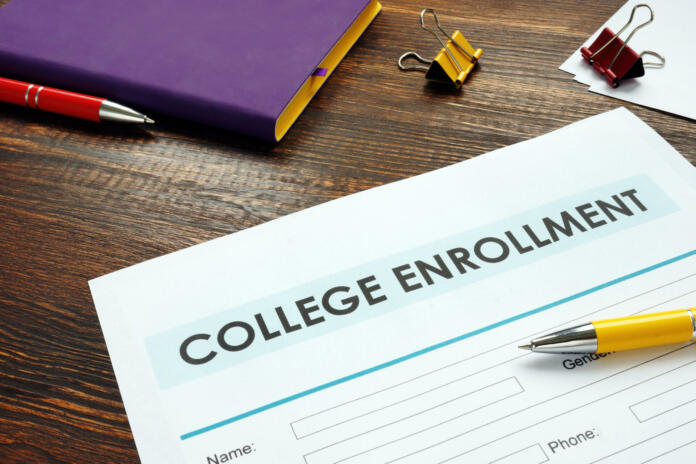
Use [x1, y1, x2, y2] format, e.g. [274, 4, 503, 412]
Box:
[0, 0, 381, 141]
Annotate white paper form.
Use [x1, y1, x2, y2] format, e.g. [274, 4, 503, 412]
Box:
[559, 0, 696, 121]
[89, 108, 696, 464]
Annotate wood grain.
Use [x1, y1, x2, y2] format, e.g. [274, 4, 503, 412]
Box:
[0, 1, 693, 462]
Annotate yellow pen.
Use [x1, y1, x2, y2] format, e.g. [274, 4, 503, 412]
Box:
[519, 308, 696, 354]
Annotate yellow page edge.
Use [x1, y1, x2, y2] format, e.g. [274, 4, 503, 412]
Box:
[274, 0, 382, 142]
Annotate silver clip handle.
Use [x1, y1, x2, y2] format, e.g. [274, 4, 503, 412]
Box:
[640, 50, 665, 68]
[398, 52, 431, 72]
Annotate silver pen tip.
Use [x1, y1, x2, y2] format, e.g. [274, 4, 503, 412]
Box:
[144, 117, 155, 124]
[518, 344, 532, 351]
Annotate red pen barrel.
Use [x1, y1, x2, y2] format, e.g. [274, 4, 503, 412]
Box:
[0, 77, 29, 106]
[29, 86, 103, 122]
[0, 77, 103, 122]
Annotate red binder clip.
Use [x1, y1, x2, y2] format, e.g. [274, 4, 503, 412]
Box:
[580, 4, 665, 88]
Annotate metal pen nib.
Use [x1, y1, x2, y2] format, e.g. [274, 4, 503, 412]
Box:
[99, 100, 155, 124]
[519, 323, 598, 354]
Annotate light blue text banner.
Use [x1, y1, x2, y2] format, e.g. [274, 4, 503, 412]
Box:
[147, 175, 677, 389]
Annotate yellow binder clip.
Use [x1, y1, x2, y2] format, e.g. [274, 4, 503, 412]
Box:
[398, 9, 482, 88]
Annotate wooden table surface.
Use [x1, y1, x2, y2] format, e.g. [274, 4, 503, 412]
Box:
[0, 1, 693, 462]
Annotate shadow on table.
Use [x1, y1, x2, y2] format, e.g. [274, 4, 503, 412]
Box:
[154, 116, 280, 159]
[2, 104, 285, 159]
[421, 62, 483, 96]
[2, 104, 156, 142]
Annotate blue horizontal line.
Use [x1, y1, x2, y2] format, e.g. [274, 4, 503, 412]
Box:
[181, 249, 696, 440]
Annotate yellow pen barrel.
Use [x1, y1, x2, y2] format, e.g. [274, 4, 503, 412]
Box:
[594, 309, 696, 353]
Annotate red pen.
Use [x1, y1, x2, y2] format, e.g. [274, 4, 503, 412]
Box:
[0, 77, 154, 124]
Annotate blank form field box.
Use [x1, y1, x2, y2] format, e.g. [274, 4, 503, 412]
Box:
[490, 444, 549, 464]
[293, 376, 523, 441]
[630, 378, 696, 422]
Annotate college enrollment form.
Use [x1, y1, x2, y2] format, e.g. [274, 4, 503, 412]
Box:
[90, 108, 696, 464]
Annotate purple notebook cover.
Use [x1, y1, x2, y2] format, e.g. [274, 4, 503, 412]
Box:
[0, 0, 371, 140]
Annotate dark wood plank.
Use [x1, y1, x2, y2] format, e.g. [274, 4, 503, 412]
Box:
[0, 1, 693, 462]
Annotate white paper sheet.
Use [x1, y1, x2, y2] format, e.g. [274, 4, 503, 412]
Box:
[560, 0, 696, 120]
[90, 108, 696, 464]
